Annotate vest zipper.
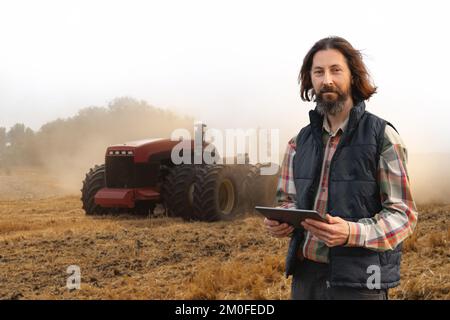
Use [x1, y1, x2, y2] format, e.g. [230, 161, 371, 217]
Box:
[326, 129, 349, 213]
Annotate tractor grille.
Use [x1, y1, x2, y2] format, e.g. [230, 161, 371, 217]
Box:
[105, 156, 159, 188]
[106, 156, 135, 188]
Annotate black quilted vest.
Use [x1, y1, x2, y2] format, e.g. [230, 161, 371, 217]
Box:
[286, 100, 402, 289]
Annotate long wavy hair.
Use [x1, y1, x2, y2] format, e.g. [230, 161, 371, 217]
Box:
[299, 36, 377, 103]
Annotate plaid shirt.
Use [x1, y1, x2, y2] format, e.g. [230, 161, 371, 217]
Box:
[276, 116, 418, 263]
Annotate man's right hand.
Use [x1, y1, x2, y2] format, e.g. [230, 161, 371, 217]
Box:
[264, 218, 295, 238]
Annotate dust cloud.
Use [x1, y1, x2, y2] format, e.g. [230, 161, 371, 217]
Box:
[33, 97, 194, 194]
[2, 97, 449, 205]
[408, 153, 450, 204]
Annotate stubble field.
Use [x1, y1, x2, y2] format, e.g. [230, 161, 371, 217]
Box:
[0, 167, 448, 300]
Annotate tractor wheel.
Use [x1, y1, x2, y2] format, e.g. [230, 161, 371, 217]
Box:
[218, 164, 252, 217]
[193, 165, 243, 221]
[81, 164, 108, 215]
[161, 164, 197, 220]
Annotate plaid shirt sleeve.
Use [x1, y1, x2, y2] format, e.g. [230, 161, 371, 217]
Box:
[275, 136, 297, 209]
[345, 125, 419, 251]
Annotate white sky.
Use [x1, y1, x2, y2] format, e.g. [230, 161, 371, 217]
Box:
[0, 0, 449, 153]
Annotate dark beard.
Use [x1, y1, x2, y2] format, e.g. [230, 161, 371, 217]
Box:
[316, 99, 345, 116]
[315, 86, 348, 116]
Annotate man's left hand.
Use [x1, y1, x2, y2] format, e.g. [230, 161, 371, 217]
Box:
[301, 214, 350, 247]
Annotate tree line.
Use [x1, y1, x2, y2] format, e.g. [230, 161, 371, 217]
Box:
[0, 97, 195, 169]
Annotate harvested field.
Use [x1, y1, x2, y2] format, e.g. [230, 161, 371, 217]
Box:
[0, 167, 448, 299]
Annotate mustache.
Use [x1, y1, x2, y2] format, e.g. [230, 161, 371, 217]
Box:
[319, 86, 341, 94]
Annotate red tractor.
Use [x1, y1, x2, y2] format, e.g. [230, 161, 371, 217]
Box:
[81, 127, 279, 221]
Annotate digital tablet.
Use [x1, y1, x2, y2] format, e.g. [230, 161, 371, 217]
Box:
[255, 206, 327, 229]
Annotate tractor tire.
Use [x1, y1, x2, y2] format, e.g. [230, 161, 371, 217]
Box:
[161, 164, 197, 220]
[81, 164, 108, 215]
[193, 165, 244, 221]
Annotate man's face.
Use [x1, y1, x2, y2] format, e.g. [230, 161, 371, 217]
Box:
[310, 49, 352, 115]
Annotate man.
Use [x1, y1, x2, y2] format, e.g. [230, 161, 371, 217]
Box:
[264, 36, 418, 300]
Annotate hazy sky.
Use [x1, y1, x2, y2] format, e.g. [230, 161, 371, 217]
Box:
[0, 0, 449, 153]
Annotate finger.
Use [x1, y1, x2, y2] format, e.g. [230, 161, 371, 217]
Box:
[271, 227, 295, 237]
[264, 218, 280, 226]
[269, 226, 292, 237]
[267, 223, 291, 233]
[304, 219, 332, 232]
[270, 225, 294, 236]
[325, 214, 341, 224]
[303, 223, 331, 242]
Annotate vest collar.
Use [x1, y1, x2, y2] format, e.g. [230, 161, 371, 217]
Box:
[323, 115, 349, 136]
[309, 100, 366, 146]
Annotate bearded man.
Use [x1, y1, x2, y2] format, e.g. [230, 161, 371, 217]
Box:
[264, 36, 418, 300]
